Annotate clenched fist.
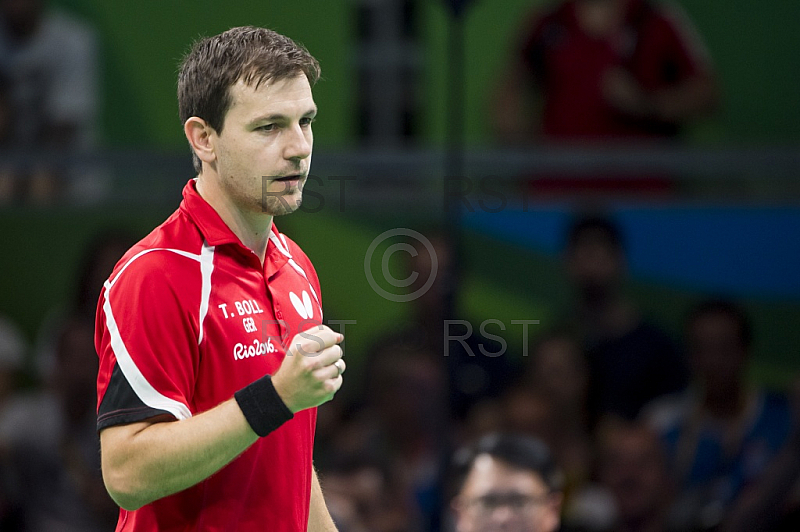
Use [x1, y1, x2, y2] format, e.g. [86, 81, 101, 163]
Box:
[271, 324, 345, 413]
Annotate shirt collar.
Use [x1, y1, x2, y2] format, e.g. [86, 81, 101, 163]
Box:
[179, 179, 289, 265]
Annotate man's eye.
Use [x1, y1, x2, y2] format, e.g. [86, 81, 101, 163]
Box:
[300, 117, 315, 126]
[257, 124, 275, 131]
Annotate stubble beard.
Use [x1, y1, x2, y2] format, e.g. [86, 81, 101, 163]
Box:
[261, 181, 304, 216]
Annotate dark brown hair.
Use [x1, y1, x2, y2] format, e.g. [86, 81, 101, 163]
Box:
[178, 26, 321, 172]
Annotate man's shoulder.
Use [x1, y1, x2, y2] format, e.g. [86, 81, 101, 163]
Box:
[277, 231, 316, 270]
[273, 230, 322, 299]
[109, 209, 205, 288]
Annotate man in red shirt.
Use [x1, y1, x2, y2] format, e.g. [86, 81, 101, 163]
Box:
[494, 0, 718, 142]
[95, 26, 344, 531]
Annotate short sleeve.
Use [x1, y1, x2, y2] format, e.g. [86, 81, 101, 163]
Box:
[95, 250, 201, 432]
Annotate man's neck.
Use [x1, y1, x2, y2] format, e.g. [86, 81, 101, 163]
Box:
[196, 174, 273, 263]
[575, 0, 631, 38]
[580, 292, 639, 338]
[703, 385, 746, 419]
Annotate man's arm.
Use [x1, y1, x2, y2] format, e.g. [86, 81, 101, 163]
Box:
[308, 468, 338, 532]
[491, 12, 547, 144]
[100, 400, 257, 510]
[492, 65, 543, 144]
[100, 326, 344, 510]
[602, 68, 718, 123]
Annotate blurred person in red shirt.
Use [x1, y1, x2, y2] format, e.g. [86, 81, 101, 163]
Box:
[494, 0, 717, 143]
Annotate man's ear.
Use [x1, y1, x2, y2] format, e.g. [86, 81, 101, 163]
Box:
[451, 497, 467, 532]
[543, 492, 564, 532]
[184, 117, 216, 167]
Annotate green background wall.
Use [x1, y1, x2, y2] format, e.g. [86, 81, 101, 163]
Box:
[52, 0, 356, 147]
[51, 0, 800, 147]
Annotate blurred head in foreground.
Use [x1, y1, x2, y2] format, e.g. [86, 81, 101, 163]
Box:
[451, 433, 563, 532]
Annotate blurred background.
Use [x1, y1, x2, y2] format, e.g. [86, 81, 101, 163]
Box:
[0, 0, 798, 530]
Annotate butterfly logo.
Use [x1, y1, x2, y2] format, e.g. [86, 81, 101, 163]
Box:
[289, 291, 314, 320]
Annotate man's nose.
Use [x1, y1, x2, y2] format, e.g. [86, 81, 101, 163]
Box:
[283, 123, 311, 161]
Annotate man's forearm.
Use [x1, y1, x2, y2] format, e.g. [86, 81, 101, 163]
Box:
[308, 468, 338, 532]
[100, 398, 258, 510]
[652, 74, 718, 122]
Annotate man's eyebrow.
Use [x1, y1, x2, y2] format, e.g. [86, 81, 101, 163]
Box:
[252, 108, 318, 123]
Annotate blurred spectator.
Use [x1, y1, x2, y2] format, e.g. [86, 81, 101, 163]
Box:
[319, 336, 449, 530]
[521, 331, 590, 438]
[643, 299, 799, 531]
[493, 0, 718, 143]
[561, 214, 687, 423]
[506, 331, 603, 530]
[449, 432, 563, 532]
[0, 71, 15, 203]
[0, 315, 117, 531]
[0, 314, 26, 412]
[347, 342, 449, 531]
[373, 232, 515, 421]
[0, 315, 26, 529]
[0, 231, 134, 530]
[721, 419, 800, 532]
[0, 0, 99, 203]
[33, 230, 136, 381]
[594, 417, 674, 532]
[319, 450, 421, 532]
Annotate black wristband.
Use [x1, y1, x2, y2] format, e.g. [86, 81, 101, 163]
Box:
[234, 375, 294, 437]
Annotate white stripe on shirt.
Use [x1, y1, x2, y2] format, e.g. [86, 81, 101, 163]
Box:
[102, 247, 204, 420]
[103, 280, 192, 420]
[197, 242, 215, 345]
[269, 231, 321, 307]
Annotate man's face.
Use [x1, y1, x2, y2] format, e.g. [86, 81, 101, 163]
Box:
[689, 312, 747, 392]
[531, 337, 587, 402]
[566, 231, 624, 302]
[598, 427, 668, 525]
[210, 75, 315, 217]
[455, 455, 561, 532]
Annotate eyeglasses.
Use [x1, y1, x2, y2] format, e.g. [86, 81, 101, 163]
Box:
[465, 491, 551, 516]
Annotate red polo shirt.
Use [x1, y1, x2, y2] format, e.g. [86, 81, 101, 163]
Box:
[519, 0, 712, 138]
[95, 179, 323, 531]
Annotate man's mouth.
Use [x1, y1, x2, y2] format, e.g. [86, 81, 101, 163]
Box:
[272, 174, 304, 183]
